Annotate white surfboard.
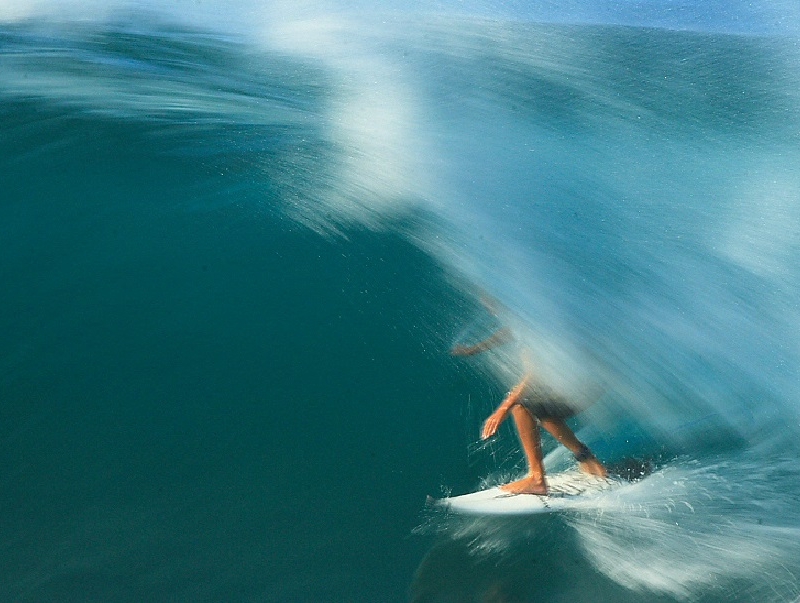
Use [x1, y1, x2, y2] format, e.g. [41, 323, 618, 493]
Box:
[435, 470, 622, 516]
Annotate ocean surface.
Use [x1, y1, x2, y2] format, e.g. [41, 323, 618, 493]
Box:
[2, 3, 800, 602]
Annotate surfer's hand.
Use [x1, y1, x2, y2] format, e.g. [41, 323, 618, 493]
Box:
[481, 408, 508, 439]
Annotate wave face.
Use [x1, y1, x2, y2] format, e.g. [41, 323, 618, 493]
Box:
[2, 6, 800, 602]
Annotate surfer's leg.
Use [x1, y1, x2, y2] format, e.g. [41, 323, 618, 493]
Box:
[499, 405, 548, 495]
[539, 418, 607, 477]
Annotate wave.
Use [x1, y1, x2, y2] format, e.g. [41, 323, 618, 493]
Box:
[3, 8, 800, 602]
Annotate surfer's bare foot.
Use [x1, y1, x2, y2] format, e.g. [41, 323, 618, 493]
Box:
[578, 457, 608, 478]
[499, 476, 548, 495]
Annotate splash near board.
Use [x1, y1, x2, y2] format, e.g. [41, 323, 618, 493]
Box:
[434, 471, 623, 516]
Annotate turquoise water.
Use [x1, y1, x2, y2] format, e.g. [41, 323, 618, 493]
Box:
[2, 8, 800, 602]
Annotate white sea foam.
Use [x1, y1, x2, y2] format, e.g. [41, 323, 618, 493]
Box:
[570, 456, 800, 600]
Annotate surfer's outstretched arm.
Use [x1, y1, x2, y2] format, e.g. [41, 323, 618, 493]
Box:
[481, 375, 530, 440]
[451, 327, 513, 357]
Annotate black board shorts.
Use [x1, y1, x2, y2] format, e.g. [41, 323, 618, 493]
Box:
[518, 388, 579, 420]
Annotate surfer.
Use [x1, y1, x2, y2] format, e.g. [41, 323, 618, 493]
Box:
[453, 329, 606, 496]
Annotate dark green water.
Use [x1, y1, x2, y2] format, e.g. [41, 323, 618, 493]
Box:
[0, 98, 491, 600]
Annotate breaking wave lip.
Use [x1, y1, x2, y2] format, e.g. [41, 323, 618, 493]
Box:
[3, 0, 800, 35]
